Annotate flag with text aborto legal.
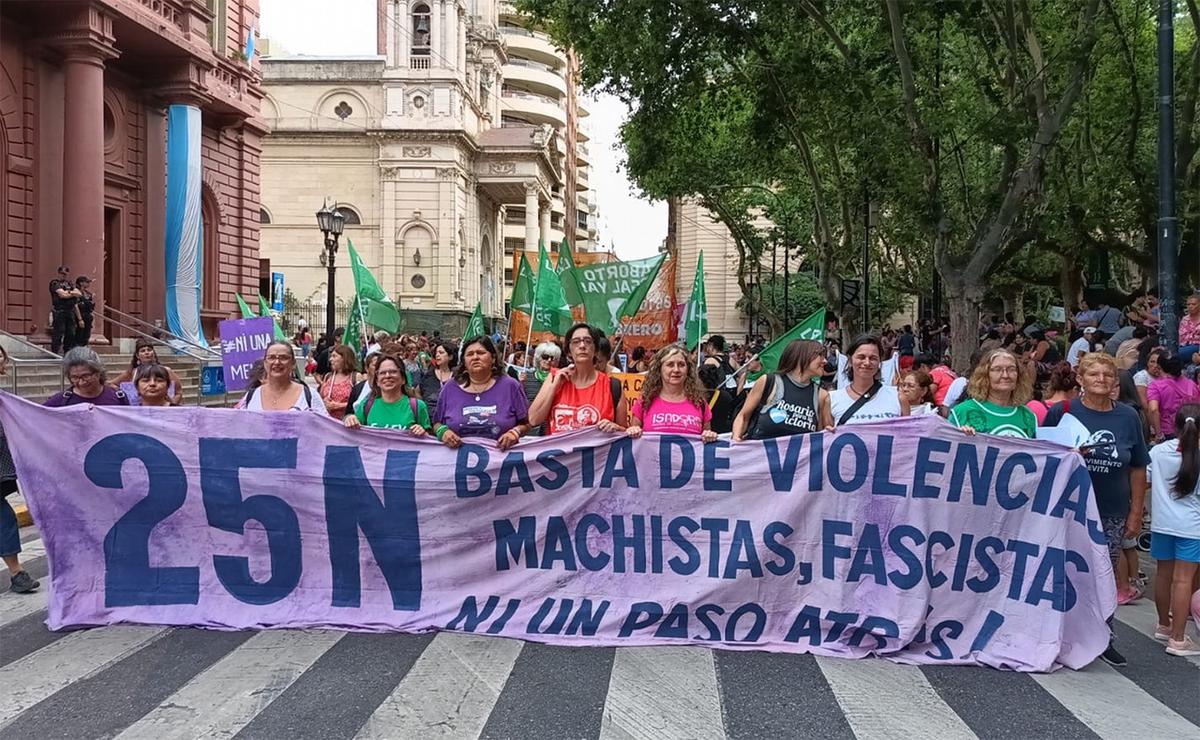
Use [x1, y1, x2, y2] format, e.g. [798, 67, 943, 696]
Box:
[684, 252, 708, 351]
[574, 253, 666, 335]
[754, 308, 827, 377]
[463, 302, 486, 341]
[532, 242, 573, 335]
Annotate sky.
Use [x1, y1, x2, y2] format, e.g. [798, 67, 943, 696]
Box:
[258, 0, 666, 260]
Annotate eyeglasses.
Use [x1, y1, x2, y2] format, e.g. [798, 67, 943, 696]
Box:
[265, 355, 293, 363]
[989, 366, 1019, 376]
[376, 369, 402, 377]
[69, 370, 98, 382]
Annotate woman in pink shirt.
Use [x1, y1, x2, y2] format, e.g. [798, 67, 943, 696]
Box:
[1148, 354, 1200, 442]
[626, 345, 717, 442]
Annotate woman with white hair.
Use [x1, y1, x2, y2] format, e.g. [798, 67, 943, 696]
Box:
[45, 347, 129, 407]
[523, 341, 561, 436]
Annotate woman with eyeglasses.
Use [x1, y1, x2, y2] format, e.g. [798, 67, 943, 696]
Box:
[110, 338, 183, 406]
[898, 369, 938, 416]
[236, 340, 329, 414]
[0, 345, 38, 594]
[529, 322, 628, 435]
[829, 335, 908, 426]
[45, 347, 129, 407]
[947, 348, 1037, 438]
[344, 354, 432, 434]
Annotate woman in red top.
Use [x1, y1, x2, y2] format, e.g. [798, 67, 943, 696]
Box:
[319, 344, 358, 420]
[529, 323, 629, 434]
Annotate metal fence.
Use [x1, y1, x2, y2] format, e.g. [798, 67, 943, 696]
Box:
[278, 298, 355, 338]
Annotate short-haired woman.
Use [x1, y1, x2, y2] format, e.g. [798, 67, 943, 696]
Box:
[319, 344, 358, 420]
[1044, 352, 1150, 665]
[433, 335, 529, 451]
[46, 347, 129, 407]
[237, 340, 329, 414]
[529, 323, 628, 434]
[732, 339, 832, 441]
[898, 369, 938, 416]
[829, 335, 907, 426]
[111, 338, 183, 405]
[627, 345, 717, 442]
[344, 354, 432, 435]
[1148, 404, 1200, 656]
[134, 364, 176, 407]
[948, 348, 1038, 438]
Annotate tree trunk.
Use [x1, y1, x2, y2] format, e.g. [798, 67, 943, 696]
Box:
[1059, 252, 1083, 322]
[945, 282, 983, 374]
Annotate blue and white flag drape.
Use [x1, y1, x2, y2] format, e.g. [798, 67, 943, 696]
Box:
[164, 104, 208, 347]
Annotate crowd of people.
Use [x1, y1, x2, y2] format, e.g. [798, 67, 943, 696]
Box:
[2, 291, 1199, 668]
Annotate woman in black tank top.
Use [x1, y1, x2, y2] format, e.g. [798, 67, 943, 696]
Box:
[732, 339, 833, 441]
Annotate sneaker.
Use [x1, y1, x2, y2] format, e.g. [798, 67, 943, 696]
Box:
[1153, 625, 1172, 642]
[8, 570, 39, 594]
[1165, 637, 1200, 657]
[1116, 586, 1143, 605]
[1100, 644, 1128, 667]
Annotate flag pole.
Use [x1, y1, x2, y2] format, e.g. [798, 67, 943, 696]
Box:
[523, 253, 539, 366]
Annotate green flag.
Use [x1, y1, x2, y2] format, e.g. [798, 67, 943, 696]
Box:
[556, 238, 582, 306]
[347, 239, 401, 334]
[684, 253, 708, 351]
[463, 301, 486, 340]
[573, 253, 666, 335]
[532, 241, 573, 334]
[236, 294, 256, 319]
[257, 294, 286, 341]
[753, 308, 827, 377]
[343, 295, 365, 354]
[511, 254, 536, 315]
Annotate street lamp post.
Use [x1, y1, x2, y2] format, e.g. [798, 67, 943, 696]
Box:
[315, 200, 346, 338]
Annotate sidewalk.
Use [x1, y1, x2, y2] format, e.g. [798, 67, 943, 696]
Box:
[11, 487, 30, 527]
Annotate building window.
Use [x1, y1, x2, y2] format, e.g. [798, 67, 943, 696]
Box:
[334, 101, 353, 120]
[505, 267, 514, 284]
[412, 3, 431, 56]
[335, 206, 362, 225]
[259, 208, 271, 224]
[206, 0, 228, 53]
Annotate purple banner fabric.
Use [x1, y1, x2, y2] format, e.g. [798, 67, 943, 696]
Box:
[218, 316, 274, 392]
[0, 393, 1116, 671]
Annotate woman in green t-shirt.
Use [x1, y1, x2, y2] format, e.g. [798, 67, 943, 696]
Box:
[343, 355, 432, 435]
[948, 348, 1038, 439]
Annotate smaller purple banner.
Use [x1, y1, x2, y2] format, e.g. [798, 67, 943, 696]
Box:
[218, 316, 274, 392]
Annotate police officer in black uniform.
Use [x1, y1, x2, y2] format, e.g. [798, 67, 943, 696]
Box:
[49, 266, 81, 354]
[73, 275, 95, 348]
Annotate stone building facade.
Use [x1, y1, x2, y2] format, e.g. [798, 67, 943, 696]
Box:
[259, 0, 595, 333]
[0, 0, 265, 344]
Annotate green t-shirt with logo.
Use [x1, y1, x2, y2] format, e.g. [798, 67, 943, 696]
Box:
[353, 394, 432, 430]
[948, 398, 1037, 439]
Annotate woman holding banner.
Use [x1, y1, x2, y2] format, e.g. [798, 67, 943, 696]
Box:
[237, 340, 329, 415]
[529, 323, 628, 435]
[344, 354, 431, 434]
[626, 345, 717, 442]
[46, 348, 129, 407]
[434, 336, 529, 451]
[133, 364, 177, 407]
[830, 335, 908, 426]
[1044, 352, 1149, 667]
[948, 349, 1037, 438]
[732, 339, 832, 441]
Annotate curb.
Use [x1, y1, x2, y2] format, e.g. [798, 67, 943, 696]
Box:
[14, 503, 31, 528]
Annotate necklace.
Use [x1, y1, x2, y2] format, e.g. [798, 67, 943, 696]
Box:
[465, 377, 495, 401]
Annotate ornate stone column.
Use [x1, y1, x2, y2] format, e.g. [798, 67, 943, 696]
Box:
[539, 201, 551, 248]
[55, 7, 118, 312]
[524, 182, 539, 251]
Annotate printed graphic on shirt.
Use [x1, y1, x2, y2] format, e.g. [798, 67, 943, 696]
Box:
[553, 403, 600, 431]
[648, 411, 703, 434]
[1083, 429, 1122, 470]
[767, 400, 816, 431]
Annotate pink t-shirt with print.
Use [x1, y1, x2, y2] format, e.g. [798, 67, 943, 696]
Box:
[631, 396, 712, 435]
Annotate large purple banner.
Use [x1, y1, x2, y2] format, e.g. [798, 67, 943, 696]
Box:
[0, 392, 1116, 671]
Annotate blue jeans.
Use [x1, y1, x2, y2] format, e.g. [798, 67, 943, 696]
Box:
[0, 485, 18, 558]
[1179, 344, 1198, 363]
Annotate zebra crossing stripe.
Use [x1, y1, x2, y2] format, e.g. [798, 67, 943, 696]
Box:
[600, 646, 725, 740]
[0, 626, 167, 727]
[355, 631, 523, 739]
[815, 656, 978, 739]
[11, 536, 46, 562]
[0, 583, 48, 628]
[112, 629, 345, 740]
[1031, 659, 1199, 736]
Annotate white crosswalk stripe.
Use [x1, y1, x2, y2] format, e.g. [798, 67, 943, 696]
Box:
[1114, 597, 1200, 667]
[601, 646, 725, 740]
[113, 629, 345, 740]
[1031, 659, 1200, 737]
[0, 582, 48, 626]
[816, 656, 977, 740]
[0, 625, 167, 727]
[355, 630, 523, 739]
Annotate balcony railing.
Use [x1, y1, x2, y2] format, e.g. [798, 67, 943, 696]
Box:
[500, 25, 535, 37]
[410, 54, 431, 70]
[506, 57, 560, 75]
[503, 89, 563, 106]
